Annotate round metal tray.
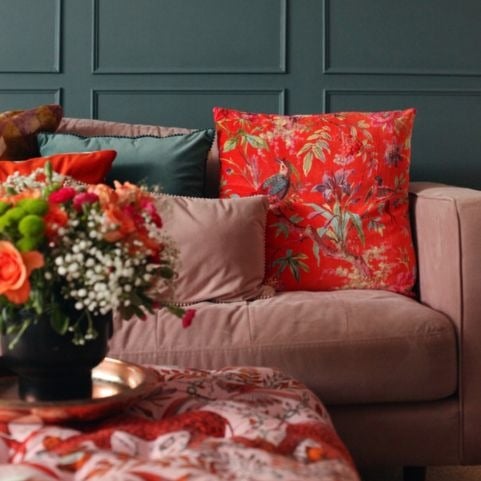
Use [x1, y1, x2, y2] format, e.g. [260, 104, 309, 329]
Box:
[0, 357, 156, 423]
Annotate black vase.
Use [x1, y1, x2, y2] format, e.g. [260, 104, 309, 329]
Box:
[1, 310, 112, 402]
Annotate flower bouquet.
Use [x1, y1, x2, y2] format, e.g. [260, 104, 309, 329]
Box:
[0, 163, 193, 400]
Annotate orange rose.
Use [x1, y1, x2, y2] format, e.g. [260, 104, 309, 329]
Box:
[43, 203, 69, 238]
[88, 184, 118, 208]
[113, 181, 142, 205]
[0, 241, 44, 304]
[103, 205, 136, 242]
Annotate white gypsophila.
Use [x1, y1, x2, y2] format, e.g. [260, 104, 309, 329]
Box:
[51, 210, 155, 317]
[2, 169, 83, 192]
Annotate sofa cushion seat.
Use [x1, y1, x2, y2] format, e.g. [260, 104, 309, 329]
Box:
[108, 289, 457, 405]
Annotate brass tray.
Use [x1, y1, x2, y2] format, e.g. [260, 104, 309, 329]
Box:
[0, 357, 156, 423]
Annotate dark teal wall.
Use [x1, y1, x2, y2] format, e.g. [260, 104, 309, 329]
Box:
[1, 0, 480, 188]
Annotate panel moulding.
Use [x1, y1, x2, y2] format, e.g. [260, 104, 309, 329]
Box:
[90, 89, 286, 118]
[0, 0, 62, 73]
[323, 88, 481, 112]
[322, 0, 481, 76]
[0, 88, 62, 103]
[91, 0, 287, 74]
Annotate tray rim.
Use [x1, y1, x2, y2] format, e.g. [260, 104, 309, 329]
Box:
[0, 357, 156, 409]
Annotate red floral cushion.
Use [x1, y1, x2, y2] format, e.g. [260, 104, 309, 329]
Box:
[214, 107, 417, 295]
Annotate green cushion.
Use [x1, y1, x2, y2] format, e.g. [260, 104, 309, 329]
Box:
[37, 130, 214, 196]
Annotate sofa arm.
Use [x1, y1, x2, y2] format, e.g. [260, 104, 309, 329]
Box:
[409, 181, 481, 463]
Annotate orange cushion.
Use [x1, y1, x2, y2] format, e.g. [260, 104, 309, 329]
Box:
[0, 150, 116, 184]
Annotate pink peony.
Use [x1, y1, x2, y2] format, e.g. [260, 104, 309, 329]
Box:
[49, 187, 76, 203]
[73, 192, 99, 210]
[140, 198, 162, 227]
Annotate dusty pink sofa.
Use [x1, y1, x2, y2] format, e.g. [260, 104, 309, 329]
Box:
[57, 118, 481, 470]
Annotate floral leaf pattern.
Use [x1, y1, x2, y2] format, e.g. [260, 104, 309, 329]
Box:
[214, 107, 417, 295]
[0, 366, 360, 481]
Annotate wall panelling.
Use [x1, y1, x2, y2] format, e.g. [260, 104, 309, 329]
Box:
[1, 0, 480, 188]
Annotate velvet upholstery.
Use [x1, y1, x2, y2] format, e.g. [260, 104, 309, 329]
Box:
[54, 118, 481, 468]
[109, 289, 456, 405]
[153, 194, 271, 303]
[108, 181, 481, 468]
[409, 183, 481, 465]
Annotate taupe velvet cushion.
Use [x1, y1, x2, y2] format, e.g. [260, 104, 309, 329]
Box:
[154, 194, 271, 303]
[109, 289, 456, 405]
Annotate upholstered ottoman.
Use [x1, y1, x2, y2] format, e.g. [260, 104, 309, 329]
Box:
[0, 365, 360, 481]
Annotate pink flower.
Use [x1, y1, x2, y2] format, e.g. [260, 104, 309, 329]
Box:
[140, 198, 162, 227]
[73, 192, 99, 210]
[122, 204, 143, 225]
[49, 187, 76, 203]
[182, 309, 196, 328]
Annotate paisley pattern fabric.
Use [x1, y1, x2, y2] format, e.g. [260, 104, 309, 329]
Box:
[0, 365, 359, 481]
[0, 104, 63, 160]
[214, 107, 416, 294]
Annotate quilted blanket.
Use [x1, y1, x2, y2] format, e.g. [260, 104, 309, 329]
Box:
[0, 366, 360, 480]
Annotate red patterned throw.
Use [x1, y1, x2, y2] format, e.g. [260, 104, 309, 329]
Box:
[0, 365, 360, 481]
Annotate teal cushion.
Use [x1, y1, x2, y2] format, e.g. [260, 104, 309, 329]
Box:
[37, 129, 214, 196]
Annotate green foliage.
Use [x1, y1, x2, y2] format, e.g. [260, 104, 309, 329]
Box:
[223, 129, 268, 154]
[305, 201, 366, 247]
[272, 221, 289, 238]
[298, 127, 331, 175]
[273, 249, 309, 282]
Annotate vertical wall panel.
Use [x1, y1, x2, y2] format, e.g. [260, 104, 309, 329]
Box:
[92, 90, 285, 128]
[0, 90, 62, 110]
[324, 0, 481, 75]
[0, 1, 480, 187]
[0, 0, 61, 72]
[93, 0, 286, 73]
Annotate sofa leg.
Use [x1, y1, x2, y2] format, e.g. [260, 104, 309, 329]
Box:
[403, 466, 426, 481]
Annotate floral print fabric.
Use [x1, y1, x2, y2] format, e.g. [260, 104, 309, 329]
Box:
[0, 365, 360, 481]
[214, 107, 416, 294]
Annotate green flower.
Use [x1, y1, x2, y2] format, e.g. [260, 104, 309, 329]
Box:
[0, 216, 11, 230]
[5, 206, 26, 223]
[16, 235, 42, 252]
[0, 201, 10, 215]
[18, 215, 45, 237]
[18, 198, 49, 216]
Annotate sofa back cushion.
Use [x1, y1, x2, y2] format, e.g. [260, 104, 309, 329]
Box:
[56, 117, 221, 197]
[56, 117, 192, 138]
[214, 107, 417, 295]
[37, 130, 214, 197]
